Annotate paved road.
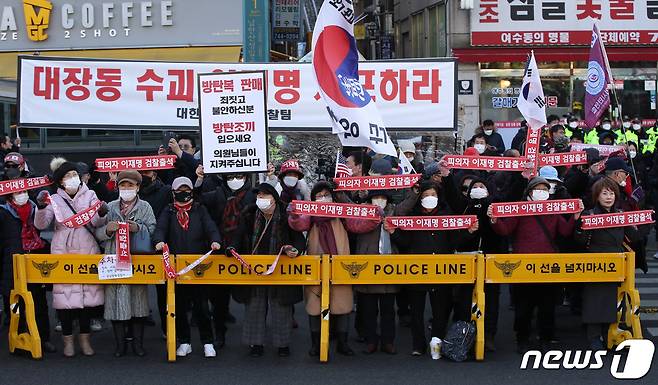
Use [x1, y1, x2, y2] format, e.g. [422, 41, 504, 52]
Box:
[1, 255, 657, 385]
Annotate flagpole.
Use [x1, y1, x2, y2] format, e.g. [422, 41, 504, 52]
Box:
[596, 24, 638, 182]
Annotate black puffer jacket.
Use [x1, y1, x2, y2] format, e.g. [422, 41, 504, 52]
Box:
[152, 202, 221, 255]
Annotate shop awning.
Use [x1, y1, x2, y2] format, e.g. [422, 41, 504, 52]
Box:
[452, 47, 658, 63]
[0, 46, 242, 80]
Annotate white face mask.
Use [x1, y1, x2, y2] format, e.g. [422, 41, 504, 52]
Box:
[629, 150, 637, 159]
[474, 144, 486, 154]
[548, 183, 557, 195]
[623, 122, 631, 129]
[371, 198, 387, 209]
[316, 196, 333, 203]
[13, 192, 29, 206]
[633, 124, 641, 131]
[119, 188, 137, 202]
[256, 198, 272, 211]
[421, 196, 439, 210]
[531, 190, 550, 201]
[63, 176, 81, 193]
[227, 178, 245, 191]
[569, 121, 578, 129]
[484, 129, 493, 136]
[602, 123, 611, 130]
[283, 176, 298, 188]
[469, 187, 489, 200]
[406, 155, 415, 162]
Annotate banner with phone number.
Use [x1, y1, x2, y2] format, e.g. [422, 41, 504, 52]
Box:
[95, 155, 177, 172]
[490, 199, 582, 218]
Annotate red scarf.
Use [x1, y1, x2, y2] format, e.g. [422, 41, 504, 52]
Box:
[9, 201, 46, 252]
[175, 201, 193, 231]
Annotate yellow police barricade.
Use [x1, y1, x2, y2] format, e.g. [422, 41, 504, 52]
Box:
[331, 254, 486, 361]
[174, 254, 330, 362]
[9, 254, 167, 360]
[485, 252, 642, 351]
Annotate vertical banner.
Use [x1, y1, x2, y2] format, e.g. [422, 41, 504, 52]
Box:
[243, 0, 270, 62]
[198, 71, 269, 174]
[116, 222, 131, 271]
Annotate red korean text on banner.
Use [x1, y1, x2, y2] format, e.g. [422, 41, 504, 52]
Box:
[490, 199, 583, 218]
[570, 143, 625, 157]
[580, 210, 655, 230]
[443, 155, 526, 171]
[115, 222, 131, 270]
[538, 152, 588, 167]
[333, 174, 422, 191]
[385, 215, 478, 231]
[48, 194, 103, 229]
[291, 200, 381, 220]
[0, 176, 52, 196]
[161, 244, 177, 279]
[95, 155, 177, 172]
[524, 125, 543, 177]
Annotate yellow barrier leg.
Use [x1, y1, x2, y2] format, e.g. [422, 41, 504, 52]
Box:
[473, 253, 485, 361]
[608, 251, 640, 349]
[166, 276, 176, 362]
[319, 254, 330, 363]
[9, 254, 42, 359]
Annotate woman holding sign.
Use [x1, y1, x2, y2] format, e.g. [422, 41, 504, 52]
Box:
[34, 158, 106, 358]
[390, 181, 478, 356]
[96, 171, 156, 357]
[574, 177, 649, 350]
[288, 181, 375, 357]
[487, 176, 582, 354]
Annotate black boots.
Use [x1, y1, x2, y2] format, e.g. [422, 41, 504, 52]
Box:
[308, 316, 321, 356]
[131, 318, 146, 357]
[334, 315, 354, 356]
[112, 321, 127, 357]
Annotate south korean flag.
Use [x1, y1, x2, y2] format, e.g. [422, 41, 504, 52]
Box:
[516, 51, 547, 130]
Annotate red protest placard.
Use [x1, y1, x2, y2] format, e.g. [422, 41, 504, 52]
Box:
[115, 222, 132, 270]
[385, 215, 477, 230]
[49, 195, 103, 229]
[161, 244, 177, 279]
[570, 143, 625, 157]
[291, 200, 381, 220]
[524, 125, 543, 177]
[443, 155, 526, 171]
[538, 152, 588, 167]
[95, 155, 177, 172]
[580, 210, 655, 230]
[490, 199, 582, 218]
[333, 174, 421, 191]
[0, 176, 52, 196]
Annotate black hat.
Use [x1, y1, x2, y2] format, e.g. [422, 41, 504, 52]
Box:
[76, 162, 90, 176]
[604, 157, 632, 174]
[53, 161, 79, 186]
[256, 182, 280, 202]
[366, 189, 392, 201]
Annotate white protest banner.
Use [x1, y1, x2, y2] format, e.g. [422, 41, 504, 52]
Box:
[198, 71, 268, 174]
[571, 143, 625, 157]
[98, 255, 134, 281]
[18, 56, 456, 132]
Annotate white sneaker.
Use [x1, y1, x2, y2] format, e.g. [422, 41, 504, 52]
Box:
[54, 321, 62, 332]
[204, 343, 216, 358]
[653, 252, 658, 260]
[176, 343, 192, 357]
[90, 319, 103, 332]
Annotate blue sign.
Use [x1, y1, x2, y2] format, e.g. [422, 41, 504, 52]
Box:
[243, 0, 270, 62]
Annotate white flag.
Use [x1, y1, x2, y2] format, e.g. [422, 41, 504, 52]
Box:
[311, 0, 396, 156]
[398, 149, 416, 175]
[516, 52, 547, 129]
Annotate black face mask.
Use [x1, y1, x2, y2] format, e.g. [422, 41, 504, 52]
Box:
[173, 191, 193, 203]
[4, 167, 20, 179]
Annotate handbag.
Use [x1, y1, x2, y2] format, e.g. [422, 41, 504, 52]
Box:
[130, 226, 152, 254]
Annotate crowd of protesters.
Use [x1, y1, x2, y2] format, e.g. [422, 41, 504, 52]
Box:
[0, 116, 655, 359]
